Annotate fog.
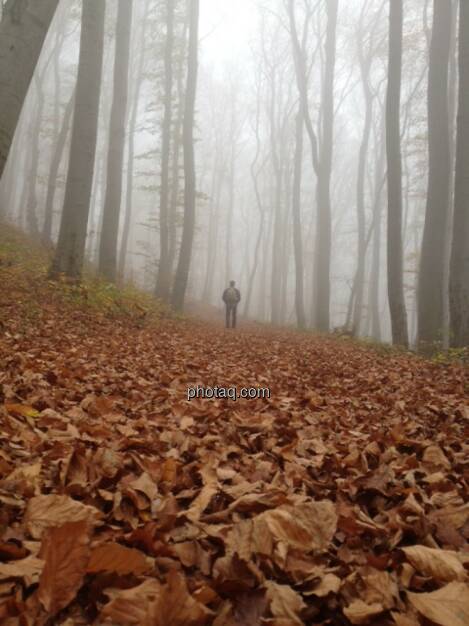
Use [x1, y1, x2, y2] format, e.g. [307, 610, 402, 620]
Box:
[0, 0, 467, 349]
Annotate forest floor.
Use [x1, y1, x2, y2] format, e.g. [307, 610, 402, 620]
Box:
[0, 224, 468, 626]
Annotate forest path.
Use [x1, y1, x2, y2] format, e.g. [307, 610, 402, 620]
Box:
[1, 255, 469, 623]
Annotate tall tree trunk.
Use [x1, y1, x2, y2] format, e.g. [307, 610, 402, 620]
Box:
[369, 117, 386, 342]
[25, 78, 44, 238]
[449, 2, 469, 348]
[0, 0, 59, 179]
[155, 0, 175, 299]
[244, 97, 266, 318]
[49, 0, 105, 279]
[171, 0, 199, 312]
[42, 91, 75, 245]
[202, 152, 223, 303]
[314, 0, 338, 332]
[385, 0, 409, 346]
[118, 0, 151, 281]
[443, 0, 459, 348]
[292, 108, 306, 329]
[418, 1, 452, 347]
[352, 29, 374, 336]
[225, 141, 236, 285]
[99, 0, 133, 282]
[168, 16, 188, 278]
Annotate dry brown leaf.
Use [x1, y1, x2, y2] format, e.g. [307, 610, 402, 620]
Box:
[265, 581, 306, 624]
[0, 555, 44, 586]
[402, 545, 467, 582]
[422, 445, 451, 470]
[87, 542, 152, 575]
[24, 494, 101, 539]
[37, 521, 91, 615]
[306, 573, 341, 597]
[260, 500, 337, 552]
[184, 485, 218, 521]
[391, 612, 421, 626]
[407, 582, 469, 626]
[101, 579, 162, 625]
[343, 599, 384, 624]
[149, 569, 212, 626]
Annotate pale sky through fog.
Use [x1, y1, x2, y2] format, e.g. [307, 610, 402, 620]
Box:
[199, 0, 257, 72]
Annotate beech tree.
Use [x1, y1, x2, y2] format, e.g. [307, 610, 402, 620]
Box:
[155, 0, 175, 300]
[449, 2, 469, 348]
[50, 1, 105, 279]
[171, 0, 199, 312]
[0, 0, 59, 179]
[288, 0, 338, 331]
[418, 1, 452, 347]
[99, 0, 133, 283]
[385, 0, 408, 347]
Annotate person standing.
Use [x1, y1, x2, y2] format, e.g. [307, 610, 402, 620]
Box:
[222, 280, 241, 328]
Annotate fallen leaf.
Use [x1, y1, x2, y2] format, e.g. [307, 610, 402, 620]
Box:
[87, 542, 152, 575]
[402, 545, 467, 582]
[343, 599, 384, 624]
[0, 555, 44, 586]
[407, 582, 469, 626]
[24, 495, 102, 539]
[101, 579, 162, 625]
[149, 569, 212, 626]
[37, 521, 91, 615]
[265, 581, 306, 624]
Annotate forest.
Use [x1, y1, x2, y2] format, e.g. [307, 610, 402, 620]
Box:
[0, 1, 468, 625]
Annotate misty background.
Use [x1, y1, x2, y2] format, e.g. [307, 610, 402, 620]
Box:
[0, 0, 466, 349]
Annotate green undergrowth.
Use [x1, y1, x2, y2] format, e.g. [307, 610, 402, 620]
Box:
[0, 222, 171, 327]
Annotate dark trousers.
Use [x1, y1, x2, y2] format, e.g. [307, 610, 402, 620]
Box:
[225, 304, 237, 328]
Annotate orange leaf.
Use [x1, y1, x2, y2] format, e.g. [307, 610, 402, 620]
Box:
[87, 542, 152, 575]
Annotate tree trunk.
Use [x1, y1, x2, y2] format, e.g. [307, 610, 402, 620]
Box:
[49, 0, 105, 279]
[155, 0, 175, 299]
[42, 91, 75, 245]
[225, 140, 235, 285]
[118, 0, 151, 281]
[292, 108, 306, 329]
[369, 117, 386, 342]
[0, 0, 59, 179]
[314, 0, 338, 332]
[244, 94, 266, 318]
[202, 152, 223, 303]
[171, 0, 199, 312]
[352, 27, 374, 336]
[98, 0, 133, 282]
[25, 78, 44, 238]
[443, 0, 459, 348]
[385, 0, 409, 346]
[418, 0, 452, 347]
[449, 2, 469, 348]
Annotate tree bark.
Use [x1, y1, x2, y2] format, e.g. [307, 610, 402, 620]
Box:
[42, 91, 75, 245]
[0, 0, 59, 179]
[418, 0, 452, 347]
[118, 0, 151, 281]
[449, 2, 469, 348]
[314, 0, 338, 332]
[171, 0, 199, 312]
[155, 0, 175, 299]
[385, 0, 409, 346]
[49, 0, 105, 279]
[98, 0, 133, 282]
[292, 108, 306, 329]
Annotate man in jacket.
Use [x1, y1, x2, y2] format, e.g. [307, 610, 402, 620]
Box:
[222, 280, 241, 328]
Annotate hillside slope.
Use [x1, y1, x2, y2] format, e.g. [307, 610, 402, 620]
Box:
[0, 227, 468, 625]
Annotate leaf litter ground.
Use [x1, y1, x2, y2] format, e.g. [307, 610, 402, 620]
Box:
[0, 237, 468, 625]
